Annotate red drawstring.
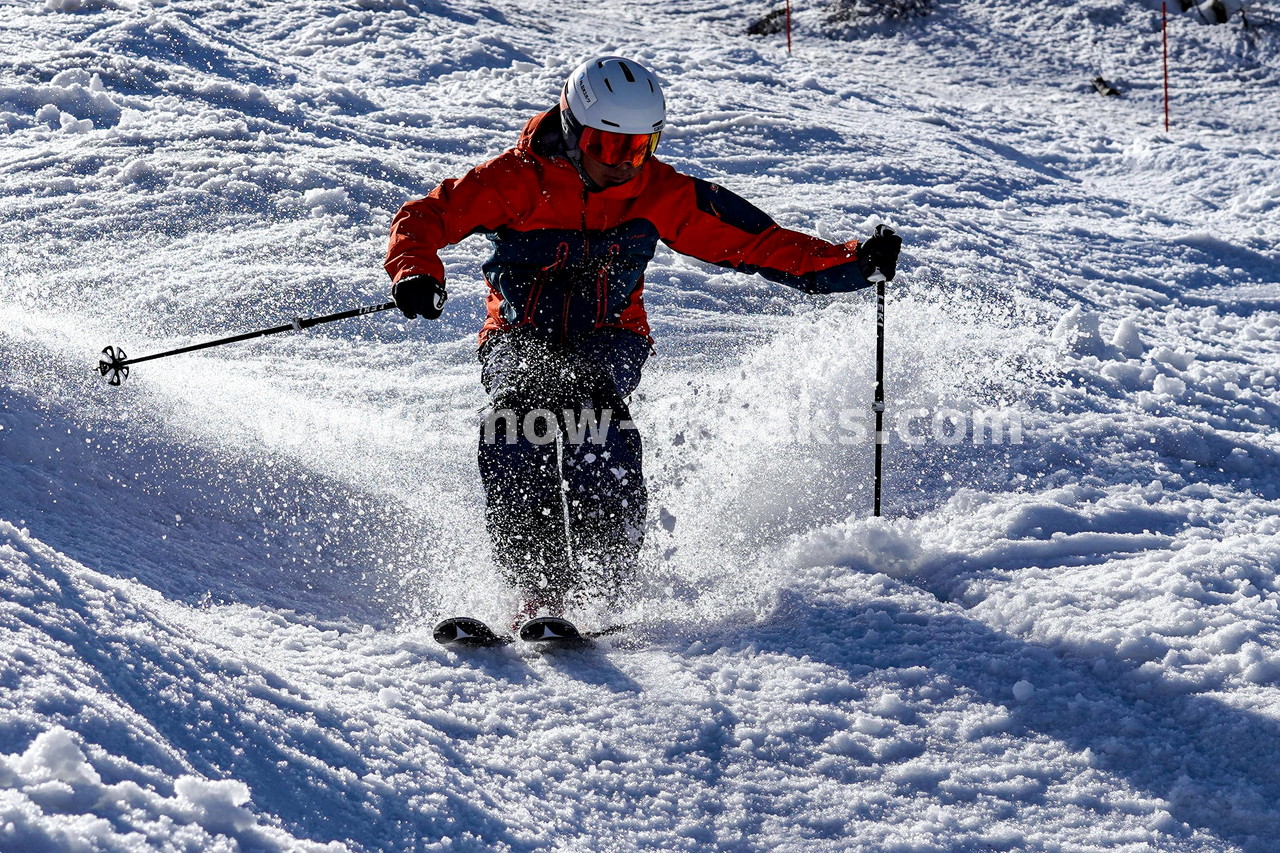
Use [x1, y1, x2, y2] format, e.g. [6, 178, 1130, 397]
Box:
[543, 242, 571, 272]
[522, 242, 572, 325]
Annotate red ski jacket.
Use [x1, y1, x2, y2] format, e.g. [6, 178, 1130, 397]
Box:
[385, 108, 871, 346]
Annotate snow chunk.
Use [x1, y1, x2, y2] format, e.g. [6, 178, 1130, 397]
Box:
[35, 103, 61, 126]
[1100, 360, 1144, 389]
[1012, 680, 1035, 701]
[302, 187, 352, 216]
[173, 775, 256, 834]
[12, 728, 101, 788]
[192, 80, 273, 109]
[1110, 317, 1146, 359]
[823, 732, 873, 760]
[119, 158, 155, 183]
[33, 103, 95, 133]
[1150, 346, 1195, 371]
[873, 693, 910, 720]
[60, 112, 94, 134]
[1052, 305, 1112, 358]
[50, 69, 92, 88]
[1151, 374, 1187, 397]
[849, 714, 889, 736]
[7, 72, 121, 129]
[885, 759, 948, 789]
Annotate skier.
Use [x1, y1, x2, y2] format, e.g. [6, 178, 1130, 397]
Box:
[385, 56, 900, 631]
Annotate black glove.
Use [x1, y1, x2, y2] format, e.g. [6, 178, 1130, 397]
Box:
[858, 224, 902, 283]
[393, 273, 447, 320]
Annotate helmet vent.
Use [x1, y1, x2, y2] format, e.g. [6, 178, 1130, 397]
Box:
[604, 79, 613, 92]
[619, 62, 636, 83]
[600, 119, 621, 127]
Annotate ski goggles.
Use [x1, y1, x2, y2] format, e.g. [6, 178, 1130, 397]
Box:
[579, 126, 661, 168]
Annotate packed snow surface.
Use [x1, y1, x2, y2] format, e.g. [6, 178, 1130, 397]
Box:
[3, 0, 1280, 850]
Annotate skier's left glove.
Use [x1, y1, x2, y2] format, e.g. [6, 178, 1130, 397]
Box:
[858, 224, 902, 282]
[393, 273, 448, 320]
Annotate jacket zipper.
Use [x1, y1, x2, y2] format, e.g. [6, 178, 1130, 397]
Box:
[565, 185, 591, 343]
[595, 244, 620, 328]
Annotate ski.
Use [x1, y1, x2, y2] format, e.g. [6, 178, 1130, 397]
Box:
[518, 616, 588, 646]
[432, 617, 512, 647]
[434, 615, 624, 649]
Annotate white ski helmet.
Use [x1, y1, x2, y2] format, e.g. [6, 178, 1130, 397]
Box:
[560, 56, 666, 136]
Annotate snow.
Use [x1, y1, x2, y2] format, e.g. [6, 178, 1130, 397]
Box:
[2, 0, 1280, 850]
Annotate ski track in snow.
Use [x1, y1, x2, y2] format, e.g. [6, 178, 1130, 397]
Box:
[2, 0, 1280, 850]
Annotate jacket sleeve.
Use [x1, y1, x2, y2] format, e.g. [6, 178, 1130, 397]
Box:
[384, 153, 530, 284]
[658, 174, 871, 294]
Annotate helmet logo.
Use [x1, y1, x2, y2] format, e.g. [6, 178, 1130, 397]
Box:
[576, 75, 596, 107]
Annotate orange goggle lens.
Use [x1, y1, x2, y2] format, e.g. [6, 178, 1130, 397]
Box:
[579, 127, 660, 168]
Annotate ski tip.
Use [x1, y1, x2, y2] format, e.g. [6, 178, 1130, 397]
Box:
[433, 617, 511, 647]
[518, 616, 585, 644]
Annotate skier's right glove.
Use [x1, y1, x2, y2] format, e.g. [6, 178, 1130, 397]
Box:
[858, 224, 902, 283]
[393, 273, 448, 320]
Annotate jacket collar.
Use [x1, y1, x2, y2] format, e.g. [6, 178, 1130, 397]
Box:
[517, 107, 653, 200]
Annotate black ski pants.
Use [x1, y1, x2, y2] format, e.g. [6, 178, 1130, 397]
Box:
[477, 328, 649, 611]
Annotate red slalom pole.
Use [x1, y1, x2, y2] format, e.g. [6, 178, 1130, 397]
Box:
[1162, 2, 1171, 131]
[786, 0, 792, 54]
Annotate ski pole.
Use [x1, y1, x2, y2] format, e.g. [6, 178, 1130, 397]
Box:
[869, 269, 887, 517]
[97, 301, 397, 386]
